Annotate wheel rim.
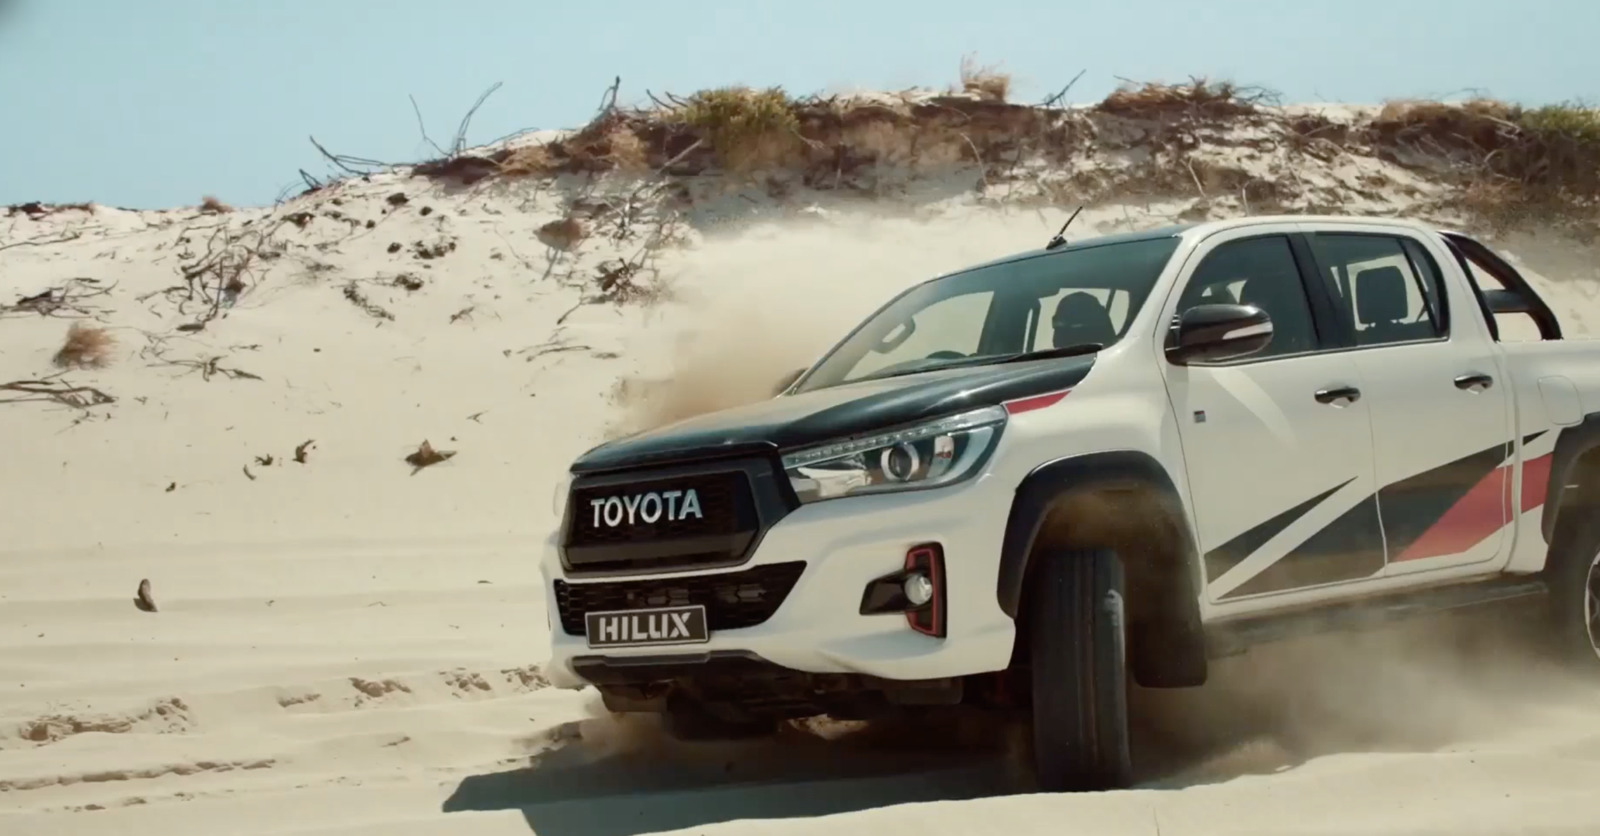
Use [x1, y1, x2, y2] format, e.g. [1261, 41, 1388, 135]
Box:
[1587, 552, 1600, 660]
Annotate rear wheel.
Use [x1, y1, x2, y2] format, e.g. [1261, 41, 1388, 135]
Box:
[1586, 551, 1600, 661]
[1026, 548, 1134, 792]
[1541, 511, 1600, 673]
[1549, 543, 1600, 670]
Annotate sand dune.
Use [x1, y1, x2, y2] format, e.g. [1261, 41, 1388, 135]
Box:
[4, 91, 1600, 835]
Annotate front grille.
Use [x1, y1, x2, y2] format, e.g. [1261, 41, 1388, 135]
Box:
[566, 471, 753, 547]
[553, 561, 806, 637]
[562, 468, 765, 574]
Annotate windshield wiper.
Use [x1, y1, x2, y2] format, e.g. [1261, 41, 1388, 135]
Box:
[856, 342, 1105, 384]
[989, 342, 1105, 364]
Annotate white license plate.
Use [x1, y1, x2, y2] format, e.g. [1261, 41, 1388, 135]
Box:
[584, 605, 710, 649]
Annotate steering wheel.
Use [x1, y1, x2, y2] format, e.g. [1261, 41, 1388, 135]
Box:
[925, 350, 967, 361]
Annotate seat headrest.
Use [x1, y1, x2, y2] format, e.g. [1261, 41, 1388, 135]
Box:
[1237, 275, 1298, 312]
[1355, 266, 1409, 324]
[1051, 291, 1116, 347]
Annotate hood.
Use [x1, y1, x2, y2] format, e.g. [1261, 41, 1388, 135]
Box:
[569, 353, 1096, 474]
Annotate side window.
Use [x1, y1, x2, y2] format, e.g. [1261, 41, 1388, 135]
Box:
[1307, 233, 1445, 347]
[1176, 235, 1319, 360]
[845, 290, 995, 380]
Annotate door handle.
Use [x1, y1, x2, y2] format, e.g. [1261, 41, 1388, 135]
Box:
[1314, 385, 1361, 406]
[1454, 372, 1494, 392]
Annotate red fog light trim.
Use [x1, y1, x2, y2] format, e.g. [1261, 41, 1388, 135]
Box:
[904, 543, 946, 638]
[1003, 388, 1071, 415]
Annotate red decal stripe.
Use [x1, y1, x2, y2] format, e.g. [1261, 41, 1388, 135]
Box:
[1519, 453, 1552, 513]
[1003, 389, 1071, 415]
[1395, 452, 1554, 563]
[1394, 465, 1508, 562]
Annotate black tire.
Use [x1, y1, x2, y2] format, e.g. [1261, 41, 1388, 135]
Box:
[1546, 532, 1600, 672]
[1026, 548, 1134, 792]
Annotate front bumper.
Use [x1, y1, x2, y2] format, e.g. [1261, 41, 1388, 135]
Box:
[539, 475, 1017, 689]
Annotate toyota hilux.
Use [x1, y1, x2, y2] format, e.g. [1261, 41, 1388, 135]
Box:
[540, 214, 1600, 791]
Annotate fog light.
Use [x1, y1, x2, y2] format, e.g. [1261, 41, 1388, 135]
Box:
[902, 573, 934, 606]
[856, 542, 946, 639]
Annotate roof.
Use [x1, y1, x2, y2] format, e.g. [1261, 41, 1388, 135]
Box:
[939, 213, 1443, 279]
[1184, 213, 1442, 235]
[943, 222, 1198, 276]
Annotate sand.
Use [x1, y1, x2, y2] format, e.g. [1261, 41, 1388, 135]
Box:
[3, 115, 1600, 835]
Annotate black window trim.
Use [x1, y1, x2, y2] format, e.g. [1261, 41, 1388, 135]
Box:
[1295, 229, 1453, 353]
[1163, 230, 1337, 368]
[1437, 231, 1563, 342]
[1398, 237, 1452, 337]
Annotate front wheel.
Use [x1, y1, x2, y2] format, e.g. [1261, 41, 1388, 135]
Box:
[1026, 548, 1134, 792]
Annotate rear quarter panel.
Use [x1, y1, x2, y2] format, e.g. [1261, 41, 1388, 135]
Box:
[1499, 339, 1600, 572]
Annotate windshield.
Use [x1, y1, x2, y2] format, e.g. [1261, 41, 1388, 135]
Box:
[793, 235, 1184, 392]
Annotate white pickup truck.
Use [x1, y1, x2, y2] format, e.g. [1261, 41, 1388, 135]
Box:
[541, 214, 1600, 791]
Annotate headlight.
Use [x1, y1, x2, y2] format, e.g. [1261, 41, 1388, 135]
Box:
[781, 406, 1006, 503]
[551, 471, 574, 517]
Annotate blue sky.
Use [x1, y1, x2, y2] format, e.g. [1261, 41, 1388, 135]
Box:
[2, 0, 1596, 210]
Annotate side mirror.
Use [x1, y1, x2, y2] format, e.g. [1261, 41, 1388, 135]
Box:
[1166, 303, 1273, 365]
[772, 368, 805, 397]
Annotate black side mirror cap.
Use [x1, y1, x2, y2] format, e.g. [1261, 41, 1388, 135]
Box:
[1166, 303, 1273, 365]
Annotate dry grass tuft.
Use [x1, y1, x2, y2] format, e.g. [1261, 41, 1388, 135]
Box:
[537, 216, 587, 250]
[548, 110, 653, 174]
[199, 195, 232, 214]
[958, 54, 1011, 102]
[1369, 98, 1600, 209]
[498, 144, 553, 177]
[1097, 78, 1260, 119]
[663, 86, 804, 172]
[1374, 97, 1514, 125]
[52, 322, 116, 369]
[1370, 98, 1515, 151]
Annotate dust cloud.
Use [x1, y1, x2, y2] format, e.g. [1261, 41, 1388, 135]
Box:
[610, 206, 1095, 434]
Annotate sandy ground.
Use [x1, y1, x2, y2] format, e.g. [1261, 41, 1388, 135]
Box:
[3, 154, 1600, 835]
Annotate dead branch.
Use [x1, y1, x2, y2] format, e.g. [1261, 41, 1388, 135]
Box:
[342, 281, 395, 321]
[1040, 69, 1087, 108]
[307, 136, 391, 174]
[594, 76, 622, 118]
[0, 230, 82, 252]
[410, 95, 450, 159]
[0, 377, 115, 409]
[169, 219, 287, 330]
[1, 278, 116, 320]
[142, 342, 262, 382]
[453, 82, 504, 155]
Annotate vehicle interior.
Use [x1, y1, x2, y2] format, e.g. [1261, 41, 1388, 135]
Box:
[816, 238, 1183, 387]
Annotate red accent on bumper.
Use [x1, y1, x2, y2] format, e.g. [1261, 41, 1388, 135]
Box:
[904, 543, 946, 638]
[1003, 389, 1071, 415]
